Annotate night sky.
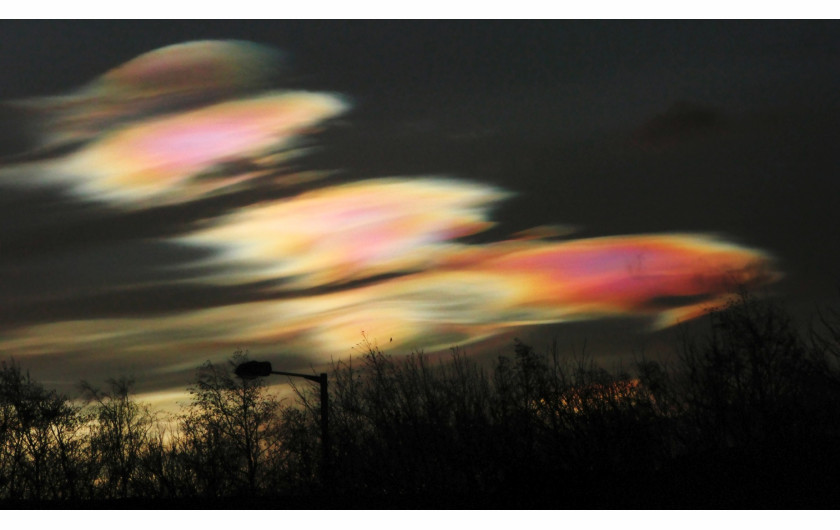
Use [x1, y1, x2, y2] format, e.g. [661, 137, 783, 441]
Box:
[1, 20, 838, 409]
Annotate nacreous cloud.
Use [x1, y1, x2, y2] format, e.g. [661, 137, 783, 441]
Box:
[0, 234, 775, 367]
[223, 233, 777, 356]
[0, 40, 782, 406]
[177, 178, 508, 287]
[51, 92, 346, 206]
[13, 40, 284, 149]
[2, 40, 346, 208]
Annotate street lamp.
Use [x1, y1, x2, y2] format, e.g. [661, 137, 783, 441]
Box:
[234, 360, 330, 483]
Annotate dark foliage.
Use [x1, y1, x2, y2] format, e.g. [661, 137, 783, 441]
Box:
[1, 293, 840, 508]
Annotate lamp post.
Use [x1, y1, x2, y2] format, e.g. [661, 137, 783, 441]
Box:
[234, 360, 330, 484]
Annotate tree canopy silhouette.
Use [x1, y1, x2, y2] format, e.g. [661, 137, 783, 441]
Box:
[1, 292, 840, 508]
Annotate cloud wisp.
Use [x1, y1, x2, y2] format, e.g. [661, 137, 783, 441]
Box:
[11, 40, 285, 150]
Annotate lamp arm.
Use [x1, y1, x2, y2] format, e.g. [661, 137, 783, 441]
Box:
[270, 370, 323, 383]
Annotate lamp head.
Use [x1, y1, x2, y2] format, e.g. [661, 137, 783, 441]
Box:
[234, 360, 273, 379]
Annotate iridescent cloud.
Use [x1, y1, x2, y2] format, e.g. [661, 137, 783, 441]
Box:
[55, 91, 346, 205]
[0, 40, 782, 408]
[14, 40, 283, 149]
[435, 235, 777, 329]
[1, 233, 774, 369]
[248, 234, 775, 355]
[177, 178, 507, 287]
[3, 40, 346, 208]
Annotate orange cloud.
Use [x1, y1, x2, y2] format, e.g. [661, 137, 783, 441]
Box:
[437, 235, 777, 328]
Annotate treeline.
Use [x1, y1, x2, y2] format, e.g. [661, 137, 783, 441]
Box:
[2, 292, 840, 508]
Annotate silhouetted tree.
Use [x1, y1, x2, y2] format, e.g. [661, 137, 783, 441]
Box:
[177, 351, 282, 498]
[0, 360, 86, 503]
[81, 377, 158, 500]
[675, 292, 824, 450]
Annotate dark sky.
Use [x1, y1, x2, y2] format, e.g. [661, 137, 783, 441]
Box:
[1, 20, 838, 407]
